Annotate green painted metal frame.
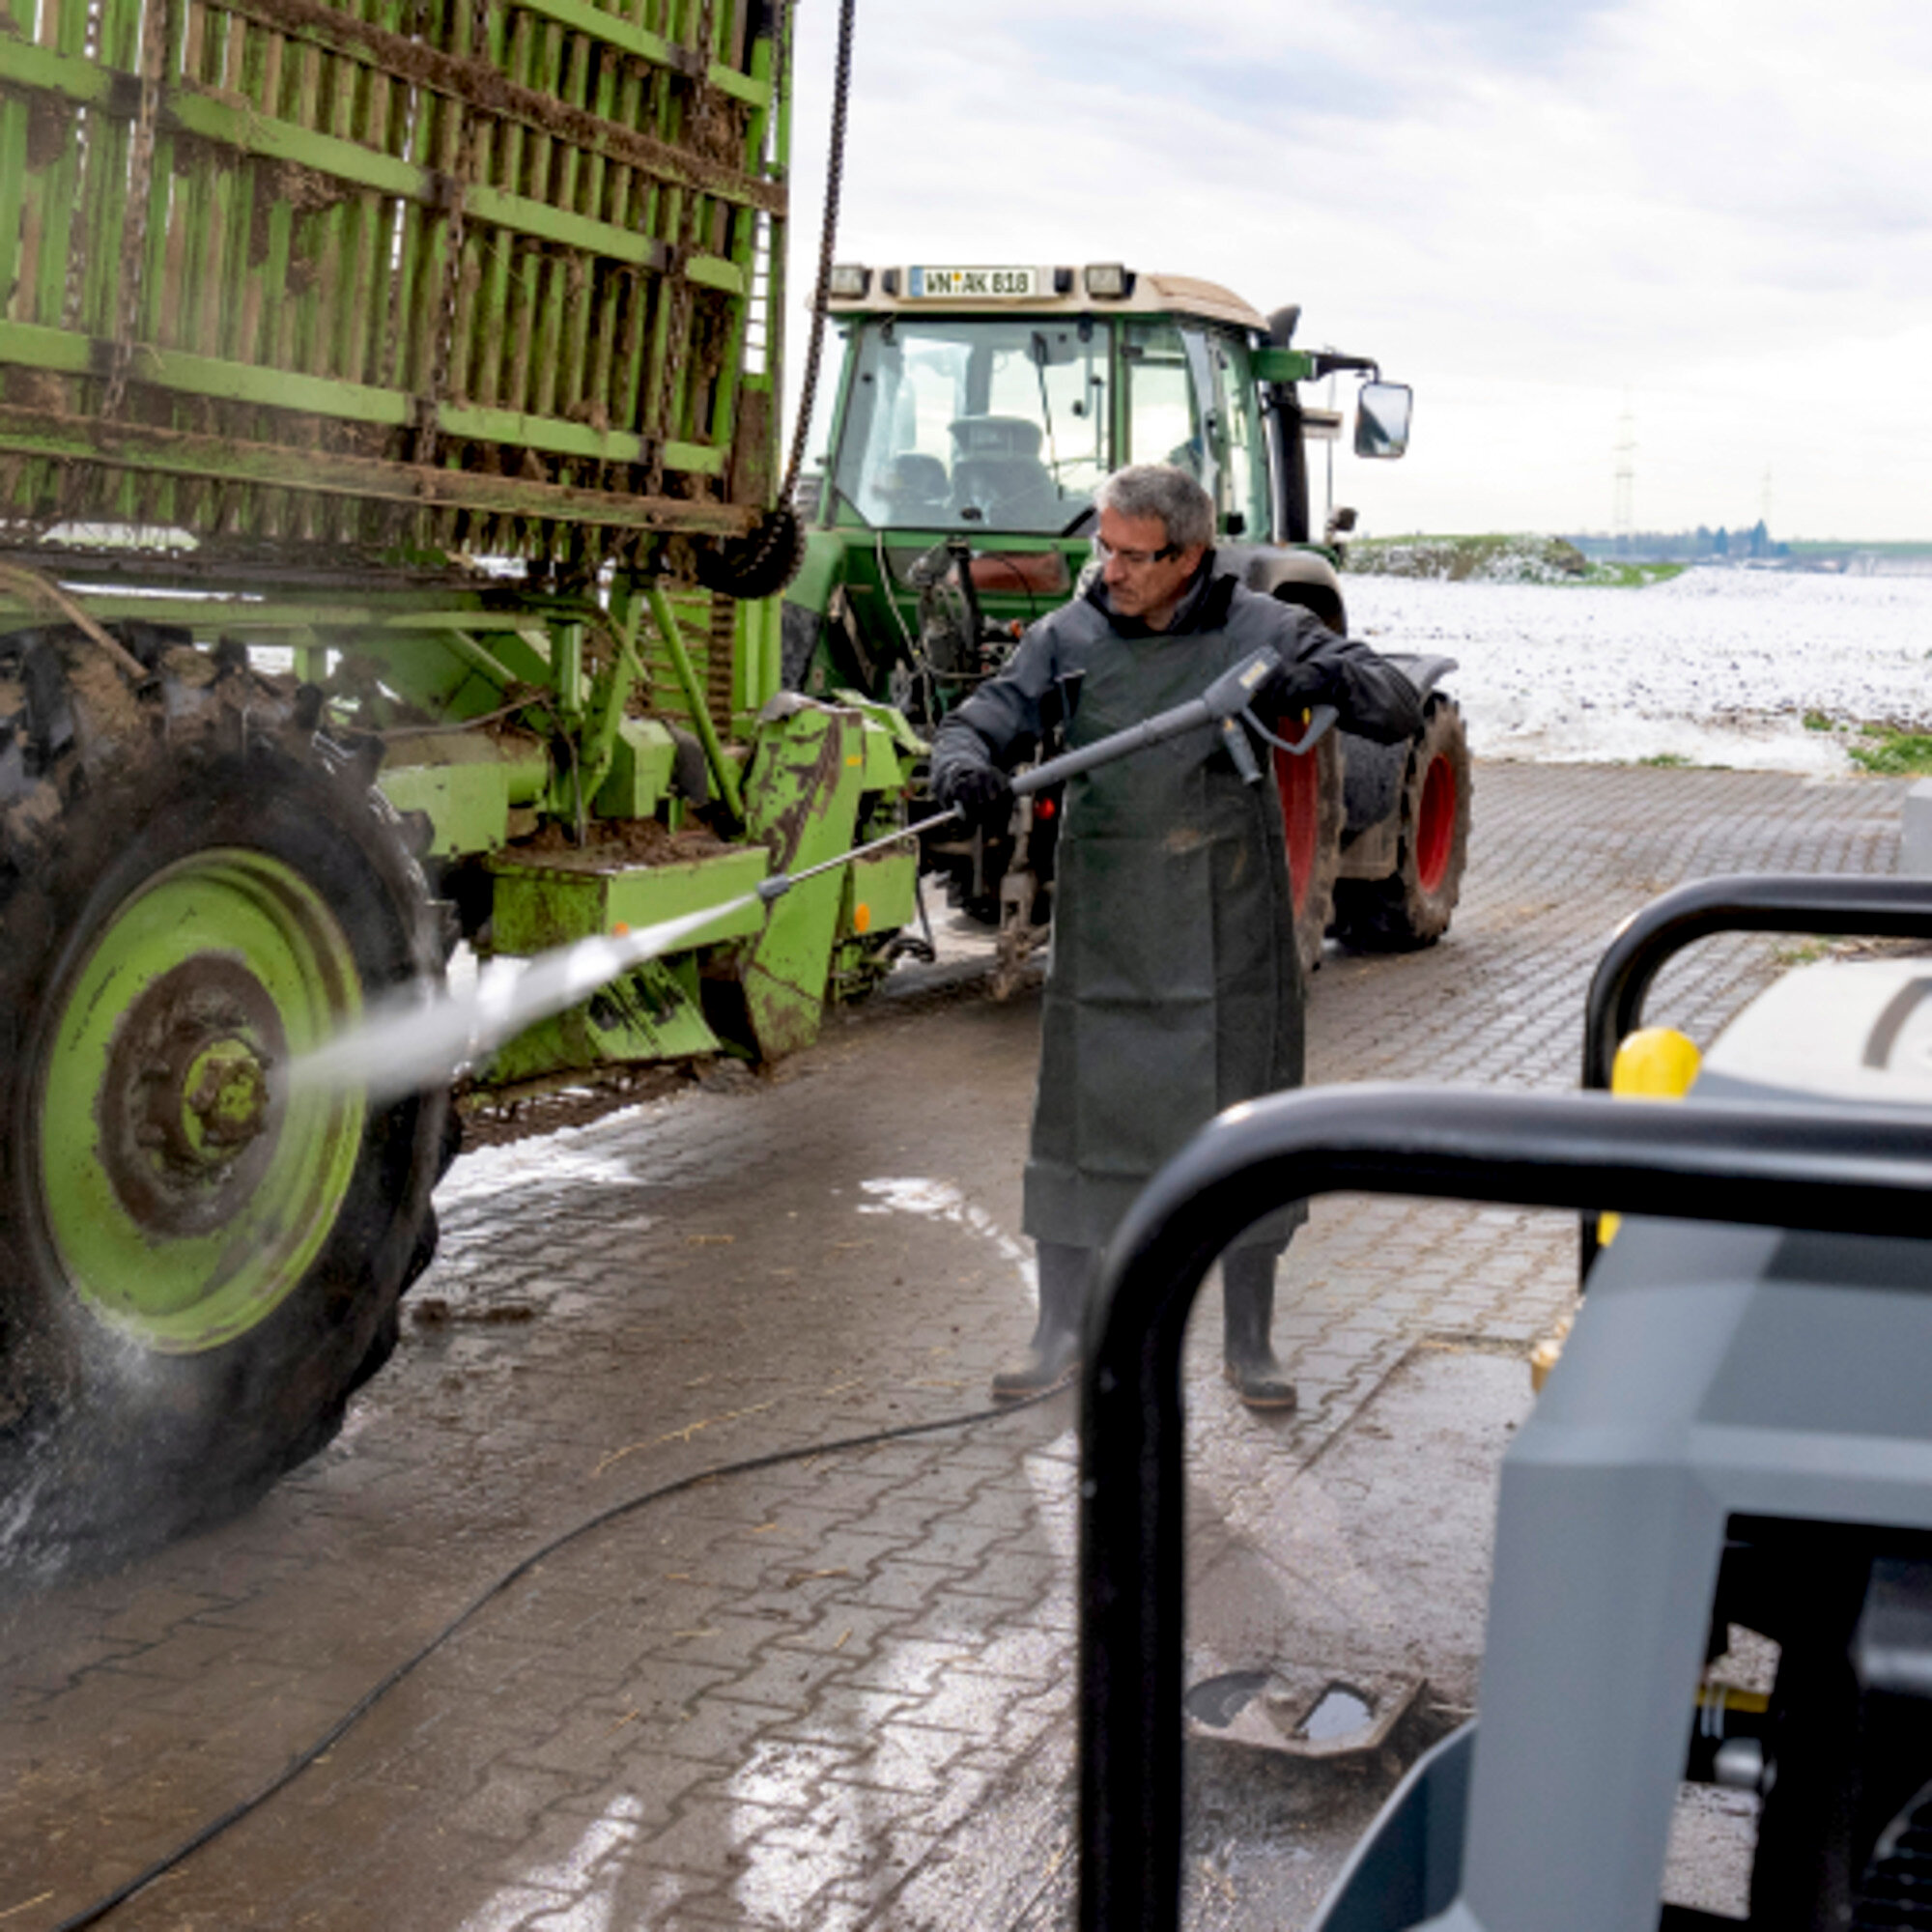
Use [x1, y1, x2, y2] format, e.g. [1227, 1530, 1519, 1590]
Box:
[489, 842, 768, 952]
[0, 1, 925, 1094]
[736, 701, 869, 1061]
[0, 0, 783, 563]
[644, 581, 746, 822]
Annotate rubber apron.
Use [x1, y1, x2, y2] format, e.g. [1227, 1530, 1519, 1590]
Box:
[1022, 599, 1305, 1255]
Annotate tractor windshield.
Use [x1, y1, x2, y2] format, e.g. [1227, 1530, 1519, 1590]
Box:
[829, 317, 1112, 532]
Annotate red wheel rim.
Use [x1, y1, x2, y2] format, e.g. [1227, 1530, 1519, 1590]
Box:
[1415, 753, 1456, 895]
[1274, 745, 1318, 916]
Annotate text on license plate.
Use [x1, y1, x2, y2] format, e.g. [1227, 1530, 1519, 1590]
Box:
[908, 266, 1037, 299]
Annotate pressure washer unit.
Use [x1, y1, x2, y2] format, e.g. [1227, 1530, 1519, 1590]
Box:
[1076, 874, 1932, 1932]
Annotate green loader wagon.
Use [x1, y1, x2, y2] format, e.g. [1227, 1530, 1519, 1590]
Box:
[0, 0, 914, 1541]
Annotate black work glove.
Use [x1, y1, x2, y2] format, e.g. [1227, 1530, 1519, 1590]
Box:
[1259, 654, 1332, 714]
[941, 763, 1013, 828]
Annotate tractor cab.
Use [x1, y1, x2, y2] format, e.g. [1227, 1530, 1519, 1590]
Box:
[794, 263, 1409, 597]
[780, 262, 1458, 990]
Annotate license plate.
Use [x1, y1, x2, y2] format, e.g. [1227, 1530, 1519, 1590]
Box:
[907, 265, 1038, 299]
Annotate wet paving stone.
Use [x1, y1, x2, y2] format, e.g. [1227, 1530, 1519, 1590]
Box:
[0, 762, 1906, 1928]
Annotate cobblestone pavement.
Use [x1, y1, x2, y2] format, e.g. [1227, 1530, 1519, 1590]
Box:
[0, 762, 1905, 1931]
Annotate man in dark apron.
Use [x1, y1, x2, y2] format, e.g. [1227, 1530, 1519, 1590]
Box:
[930, 466, 1421, 1408]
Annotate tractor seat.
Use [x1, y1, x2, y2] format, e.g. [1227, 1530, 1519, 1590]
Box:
[949, 416, 1054, 526]
[877, 452, 951, 517]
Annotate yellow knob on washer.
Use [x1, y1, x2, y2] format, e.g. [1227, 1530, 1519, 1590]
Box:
[1610, 1026, 1703, 1099]
[1600, 1027, 1702, 1245]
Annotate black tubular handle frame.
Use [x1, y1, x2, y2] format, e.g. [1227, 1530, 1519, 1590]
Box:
[1581, 874, 1932, 1092]
[1577, 874, 1932, 1273]
[1076, 1080, 1932, 1932]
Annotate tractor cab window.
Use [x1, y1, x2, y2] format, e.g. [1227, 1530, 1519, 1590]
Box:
[794, 322, 853, 524]
[1122, 321, 1206, 486]
[1210, 334, 1272, 541]
[1121, 324, 1269, 541]
[830, 317, 1111, 532]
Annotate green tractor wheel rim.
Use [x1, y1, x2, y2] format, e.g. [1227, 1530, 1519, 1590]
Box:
[34, 849, 368, 1353]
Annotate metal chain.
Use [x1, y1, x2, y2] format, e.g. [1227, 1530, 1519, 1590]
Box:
[101, 0, 167, 419]
[415, 0, 491, 471]
[61, 0, 107, 332]
[643, 1, 721, 500]
[690, 0, 848, 591]
[778, 0, 855, 510]
[645, 238, 691, 499]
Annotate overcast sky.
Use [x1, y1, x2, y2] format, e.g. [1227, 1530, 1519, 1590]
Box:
[782, 1, 1932, 542]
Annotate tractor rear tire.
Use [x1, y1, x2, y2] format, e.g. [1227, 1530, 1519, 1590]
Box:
[0, 630, 449, 1551]
[1332, 696, 1471, 952]
[1274, 727, 1345, 977]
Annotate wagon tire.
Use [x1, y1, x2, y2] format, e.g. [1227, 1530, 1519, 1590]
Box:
[0, 631, 449, 1552]
[1333, 696, 1470, 952]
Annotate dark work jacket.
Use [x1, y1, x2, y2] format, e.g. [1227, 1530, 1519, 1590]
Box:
[930, 558, 1422, 1252]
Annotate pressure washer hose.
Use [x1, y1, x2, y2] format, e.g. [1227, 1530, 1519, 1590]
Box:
[46, 1384, 1065, 1931]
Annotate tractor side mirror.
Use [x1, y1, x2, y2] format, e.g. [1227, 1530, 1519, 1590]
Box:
[1354, 382, 1412, 459]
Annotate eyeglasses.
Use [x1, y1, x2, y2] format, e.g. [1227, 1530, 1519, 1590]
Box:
[1094, 537, 1180, 569]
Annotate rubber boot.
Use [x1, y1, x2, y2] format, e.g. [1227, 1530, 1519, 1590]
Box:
[992, 1242, 1091, 1401]
[1222, 1247, 1297, 1411]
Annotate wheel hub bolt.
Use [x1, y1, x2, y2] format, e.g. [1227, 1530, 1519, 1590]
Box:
[180, 1037, 271, 1159]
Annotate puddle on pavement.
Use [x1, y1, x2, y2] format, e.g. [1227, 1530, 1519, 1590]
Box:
[462, 1793, 644, 1927]
[1185, 1669, 1271, 1729]
[1299, 1683, 1375, 1742]
[438, 1138, 652, 1208]
[1186, 1670, 1389, 1751]
[855, 1177, 1033, 1278]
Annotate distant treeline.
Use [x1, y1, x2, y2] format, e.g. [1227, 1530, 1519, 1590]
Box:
[1568, 527, 1932, 570]
[1567, 523, 1784, 561]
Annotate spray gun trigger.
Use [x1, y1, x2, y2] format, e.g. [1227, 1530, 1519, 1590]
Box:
[1218, 715, 1264, 785]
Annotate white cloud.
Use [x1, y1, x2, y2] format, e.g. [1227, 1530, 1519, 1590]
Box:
[783, 0, 1932, 537]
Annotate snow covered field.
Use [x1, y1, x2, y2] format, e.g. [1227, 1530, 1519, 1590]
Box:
[1345, 567, 1932, 772]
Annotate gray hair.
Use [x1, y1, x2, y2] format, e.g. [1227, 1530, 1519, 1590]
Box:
[1093, 464, 1214, 552]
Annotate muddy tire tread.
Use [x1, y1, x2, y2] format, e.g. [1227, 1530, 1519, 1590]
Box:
[0, 628, 449, 1546]
[1332, 696, 1472, 952]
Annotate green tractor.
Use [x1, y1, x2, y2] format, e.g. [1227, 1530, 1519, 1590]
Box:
[0, 0, 916, 1539]
[780, 261, 1472, 980]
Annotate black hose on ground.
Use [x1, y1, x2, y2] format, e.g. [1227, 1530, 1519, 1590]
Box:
[45, 1382, 1065, 1931]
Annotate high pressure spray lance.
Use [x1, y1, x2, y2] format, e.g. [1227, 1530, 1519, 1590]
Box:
[293, 650, 1334, 1106]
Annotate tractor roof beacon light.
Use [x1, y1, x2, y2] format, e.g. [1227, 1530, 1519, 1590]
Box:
[1084, 264, 1134, 299]
[827, 264, 869, 299]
